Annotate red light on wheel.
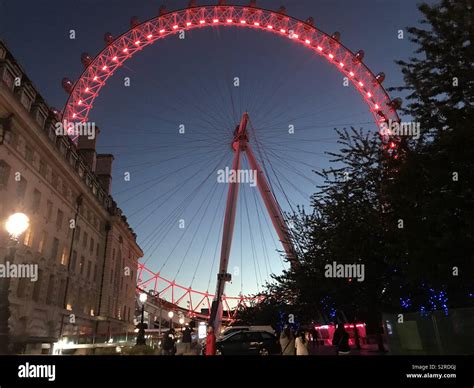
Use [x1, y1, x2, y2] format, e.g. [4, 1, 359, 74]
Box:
[213, 19, 219, 23]
[240, 20, 246, 24]
[349, 71, 354, 77]
[375, 104, 380, 109]
[227, 19, 233, 23]
[93, 76, 98, 81]
[328, 53, 334, 59]
[186, 22, 192, 26]
[112, 56, 118, 61]
[123, 48, 128, 53]
[339, 62, 344, 68]
[199, 20, 205, 24]
[172, 25, 179, 30]
[85, 87, 89, 92]
[134, 40, 140, 46]
[72, 113, 77, 118]
[267, 25, 273, 29]
[389, 142, 396, 149]
[317, 46, 323, 51]
[305, 39, 311, 44]
[280, 28, 286, 33]
[147, 34, 153, 39]
[358, 81, 364, 87]
[102, 65, 107, 71]
[254, 22, 260, 26]
[367, 92, 372, 98]
[159, 29, 165, 33]
[293, 33, 299, 38]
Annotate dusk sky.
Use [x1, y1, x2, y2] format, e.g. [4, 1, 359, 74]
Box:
[0, 0, 433, 304]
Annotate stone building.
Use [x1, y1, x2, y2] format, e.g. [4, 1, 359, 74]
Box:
[0, 40, 143, 353]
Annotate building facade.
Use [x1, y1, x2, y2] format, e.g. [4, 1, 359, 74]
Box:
[0, 40, 143, 353]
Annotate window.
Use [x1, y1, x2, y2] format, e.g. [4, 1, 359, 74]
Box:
[39, 160, 47, 178]
[23, 227, 33, 247]
[56, 209, 63, 229]
[38, 231, 47, 254]
[86, 261, 91, 279]
[89, 237, 94, 254]
[45, 275, 55, 305]
[25, 145, 33, 163]
[82, 232, 88, 248]
[261, 332, 274, 340]
[0, 160, 11, 188]
[16, 277, 28, 298]
[51, 172, 58, 189]
[60, 246, 68, 265]
[45, 201, 53, 222]
[71, 250, 77, 272]
[16, 176, 27, 200]
[96, 242, 100, 257]
[93, 264, 97, 282]
[51, 238, 59, 261]
[31, 189, 41, 213]
[246, 332, 262, 342]
[228, 333, 245, 342]
[32, 269, 43, 302]
[58, 279, 66, 307]
[80, 256, 85, 275]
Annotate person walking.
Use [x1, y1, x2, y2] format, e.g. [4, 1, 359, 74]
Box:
[182, 325, 192, 355]
[162, 329, 175, 355]
[332, 323, 350, 355]
[295, 330, 309, 355]
[205, 326, 216, 356]
[280, 326, 295, 355]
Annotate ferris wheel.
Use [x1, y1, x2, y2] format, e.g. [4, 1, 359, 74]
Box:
[61, 1, 400, 329]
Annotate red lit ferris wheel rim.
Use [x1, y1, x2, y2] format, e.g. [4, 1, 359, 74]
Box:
[62, 4, 399, 130]
[62, 4, 401, 311]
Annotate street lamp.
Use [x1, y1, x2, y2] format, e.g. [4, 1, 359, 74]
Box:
[179, 317, 185, 326]
[136, 293, 147, 346]
[1, 212, 30, 354]
[168, 311, 174, 329]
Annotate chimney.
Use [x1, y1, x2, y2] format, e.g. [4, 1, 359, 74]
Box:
[77, 125, 100, 172]
[96, 154, 114, 194]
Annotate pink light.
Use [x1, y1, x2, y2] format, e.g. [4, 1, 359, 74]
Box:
[72, 113, 77, 118]
[112, 56, 118, 61]
[147, 34, 153, 39]
[213, 19, 219, 23]
[93, 76, 98, 81]
[78, 100, 82, 105]
[317, 46, 323, 51]
[85, 87, 89, 92]
[359, 81, 364, 87]
[293, 33, 299, 38]
[367, 92, 372, 98]
[280, 28, 286, 33]
[305, 39, 311, 44]
[375, 104, 380, 109]
[328, 53, 334, 59]
[349, 71, 354, 77]
[134, 40, 140, 46]
[254, 22, 260, 26]
[240, 20, 246, 24]
[267, 25, 273, 29]
[199, 20, 205, 24]
[339, 62, 344, 68]
[172, 25, 179, 30]
[159, 28, 165, 33]
[123, 48, 128, 53]
[227, 19, 233, 23]
[186, 22, 192, 26]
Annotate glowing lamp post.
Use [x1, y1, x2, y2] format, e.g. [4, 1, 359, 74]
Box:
[179, 317, 185, 326]
[1, 213, 30, 354]
[168, 311, 174, 329]
[136, 293, 147, 346]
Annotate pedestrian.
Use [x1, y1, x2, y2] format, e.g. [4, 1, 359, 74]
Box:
[310, 326, 319, 348]
[332, 323, 350, 355]
[182, 325, 192, 355]
[295, 330, 309, 355]
[205, 325, 216, 356]
[162, 329, 175, 355]
[280, 326, 295, 355]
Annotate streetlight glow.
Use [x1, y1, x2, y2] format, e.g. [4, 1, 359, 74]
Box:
[139, 293, 147, 303]
[5, 213, 30, 239]
[179, 318, 185, 325]
[168, 311, 174, 319]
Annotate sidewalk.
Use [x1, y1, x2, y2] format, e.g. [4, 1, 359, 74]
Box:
[309, 344, 387, 356]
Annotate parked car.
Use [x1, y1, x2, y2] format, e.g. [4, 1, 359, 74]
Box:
[216, 330, 281, 355]
[220, 325, 274, 338]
